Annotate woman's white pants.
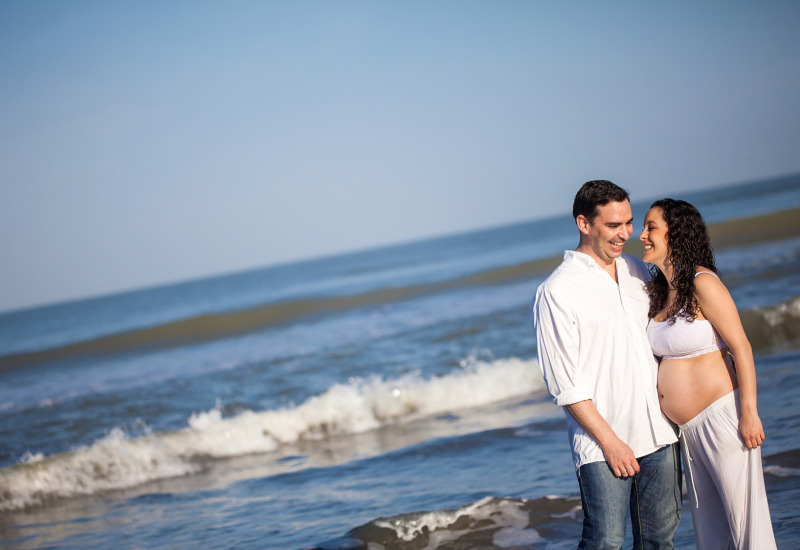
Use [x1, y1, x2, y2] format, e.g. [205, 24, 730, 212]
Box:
[679, 390, 777, 549]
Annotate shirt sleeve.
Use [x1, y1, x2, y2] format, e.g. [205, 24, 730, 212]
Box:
[623, 254, 652, 284]
[531, 286, 592, 406]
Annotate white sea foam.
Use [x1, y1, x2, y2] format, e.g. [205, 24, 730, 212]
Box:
[0, 428, 198, 511]
[375, 497, 543, 549]
[757, 296, 800, 326]
[0, 357, 543, 511]
[489, 499, 544, 548]
[763, 464, 800, 477]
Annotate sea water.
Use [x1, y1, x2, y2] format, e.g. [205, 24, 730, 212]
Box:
[1, 174, 799, 549]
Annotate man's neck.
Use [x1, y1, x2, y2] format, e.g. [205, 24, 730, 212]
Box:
[574, 246, 619, 282]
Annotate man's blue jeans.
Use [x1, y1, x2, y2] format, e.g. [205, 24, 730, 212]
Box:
[576, 443, 682, 549]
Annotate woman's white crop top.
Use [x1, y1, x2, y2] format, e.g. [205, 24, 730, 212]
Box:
[646, 272, 727, 360]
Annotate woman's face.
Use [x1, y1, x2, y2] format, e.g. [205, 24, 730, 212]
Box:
[639, 207, 669, 266]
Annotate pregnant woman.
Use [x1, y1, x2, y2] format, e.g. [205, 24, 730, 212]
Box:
[639, 198, 776, 549]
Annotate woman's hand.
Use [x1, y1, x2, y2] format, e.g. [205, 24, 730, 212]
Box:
[739, 412, 766, 449]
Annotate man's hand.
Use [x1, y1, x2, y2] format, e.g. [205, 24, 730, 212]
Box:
[565, 399, 639, 478]
[601, 437, 640, 478]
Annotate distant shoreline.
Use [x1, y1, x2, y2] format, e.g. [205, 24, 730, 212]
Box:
[3, 205, 799, 372]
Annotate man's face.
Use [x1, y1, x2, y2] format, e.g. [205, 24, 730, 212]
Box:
[578, 200, 634, 265]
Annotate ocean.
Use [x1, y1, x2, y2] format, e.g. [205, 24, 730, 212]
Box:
[1, 175, 799, 549]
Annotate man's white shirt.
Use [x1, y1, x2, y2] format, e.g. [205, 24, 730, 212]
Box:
[530, 251, 677, 470]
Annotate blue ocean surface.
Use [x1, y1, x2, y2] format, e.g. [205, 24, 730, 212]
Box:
[1, 174, 799, 549]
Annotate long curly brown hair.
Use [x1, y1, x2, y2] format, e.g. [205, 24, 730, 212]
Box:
[645, 198, 717, 323]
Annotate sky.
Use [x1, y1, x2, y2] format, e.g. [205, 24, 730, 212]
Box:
[1, 1, 799, 313]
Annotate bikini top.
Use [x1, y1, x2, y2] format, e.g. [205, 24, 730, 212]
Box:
[646, 271, 727, 360]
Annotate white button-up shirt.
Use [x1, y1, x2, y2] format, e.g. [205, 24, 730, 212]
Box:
[530, 251, 677, 470]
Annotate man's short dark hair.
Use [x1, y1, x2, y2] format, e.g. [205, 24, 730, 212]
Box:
[572, 180, 630, 223]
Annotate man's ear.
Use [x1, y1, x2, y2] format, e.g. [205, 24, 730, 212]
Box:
[576, 215, 592, 235]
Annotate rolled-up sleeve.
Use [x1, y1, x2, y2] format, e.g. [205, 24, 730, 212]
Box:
[531, 287, 592, 406]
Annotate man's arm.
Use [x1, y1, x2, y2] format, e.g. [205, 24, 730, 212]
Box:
[565, 399, 640, 477]
[533, 287, 638, 476]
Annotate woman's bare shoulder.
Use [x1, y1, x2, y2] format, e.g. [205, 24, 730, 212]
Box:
[693, 267, 734, 316]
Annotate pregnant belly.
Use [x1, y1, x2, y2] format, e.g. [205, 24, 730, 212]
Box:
[657, 349, 737, 425]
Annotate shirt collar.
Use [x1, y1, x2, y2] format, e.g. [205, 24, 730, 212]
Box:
[563, 250, 626, 283]
[563, 249, 618, 270]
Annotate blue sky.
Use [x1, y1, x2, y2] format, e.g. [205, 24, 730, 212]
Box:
[1, 1, 799, 313]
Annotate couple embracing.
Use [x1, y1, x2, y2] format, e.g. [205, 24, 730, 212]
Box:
[530, 180, 776, 549]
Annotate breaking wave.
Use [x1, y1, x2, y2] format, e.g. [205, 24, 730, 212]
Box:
[0, 357, 543, 511]
[312, 495, 582, 550]
[742, 296, 800, 352]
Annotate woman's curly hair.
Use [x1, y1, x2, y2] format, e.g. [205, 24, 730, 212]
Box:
[645, 198, 717, 323]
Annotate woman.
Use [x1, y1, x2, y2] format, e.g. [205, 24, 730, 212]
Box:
[639, 198, 776, 549]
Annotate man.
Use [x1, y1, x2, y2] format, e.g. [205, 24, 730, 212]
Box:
[530, 180, 681, 548]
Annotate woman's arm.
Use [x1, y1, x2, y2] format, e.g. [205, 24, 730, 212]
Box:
[694, 271, 765, 449]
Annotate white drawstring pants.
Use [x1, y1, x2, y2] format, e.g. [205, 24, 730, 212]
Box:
[678, 390, 777, 549]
